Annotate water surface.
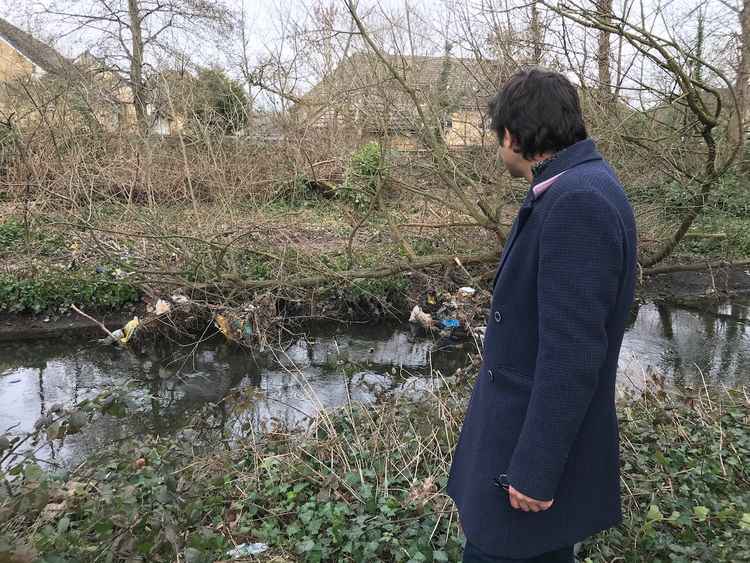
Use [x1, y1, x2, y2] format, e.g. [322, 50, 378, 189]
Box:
[1, 299, 748, 467]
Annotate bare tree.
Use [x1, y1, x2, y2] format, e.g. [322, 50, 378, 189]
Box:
[741, 0, 750, 160]
[720, 0, 750, 160]
[42, 0, 233, 131]
[596, 0, 613, 100]
[545, 0, 743, 267]
[530, 1, 544, 65]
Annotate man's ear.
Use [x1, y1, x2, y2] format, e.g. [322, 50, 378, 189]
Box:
[503, 129, 520, 152]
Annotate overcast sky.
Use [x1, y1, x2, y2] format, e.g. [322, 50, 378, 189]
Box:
[0, 0, 742, 109]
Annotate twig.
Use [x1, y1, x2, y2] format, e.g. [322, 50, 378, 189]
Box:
[70, 304, 125, 347]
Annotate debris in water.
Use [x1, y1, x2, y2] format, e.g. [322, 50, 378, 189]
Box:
[458, 286, 476, 297]
[98, 329, 124, 345]
[214, 312, 254, 345]
[154, 299, 171, 316]
[120, 317, 140, 343]
[409, 305, 435, 330]
[215, 314, 232, 338]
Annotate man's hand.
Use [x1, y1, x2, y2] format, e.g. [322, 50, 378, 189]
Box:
[508, 485, 554, 512]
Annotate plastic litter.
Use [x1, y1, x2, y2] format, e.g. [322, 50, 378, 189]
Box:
[98, 328, 124, 345]
[154, 299, 171, 316]
[120, 317, 140, 344]
[458, 287, 476, 297]
[214, 313, 254, 345]
[97, 317, 138, 345]
[214, 314, 232, 338]
[171, 294, 190, 305]
[226, 543, 269, 558]
[426, 289, 437, 306]
[409, 305, 434, 330]
[440, 319, 461, 329]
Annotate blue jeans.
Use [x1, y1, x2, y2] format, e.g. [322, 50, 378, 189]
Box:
[462, 541, 575, 563]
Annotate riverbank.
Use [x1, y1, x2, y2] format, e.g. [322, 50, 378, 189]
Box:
[1, 369, 747, 562]
[3, 188, 750, 343]
[3, 259, 750, 344]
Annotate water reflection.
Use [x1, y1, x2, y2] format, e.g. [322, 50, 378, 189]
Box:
[1, 301, 748, 467]
[618, 301, 750, 388]
[0, 325, 468, 467]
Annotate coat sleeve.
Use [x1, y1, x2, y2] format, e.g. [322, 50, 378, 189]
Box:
[507, 189, 624, 501]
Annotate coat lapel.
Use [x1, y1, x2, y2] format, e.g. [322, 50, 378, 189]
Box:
[492, 196, 534, 289]
[491, 139, 605, 290]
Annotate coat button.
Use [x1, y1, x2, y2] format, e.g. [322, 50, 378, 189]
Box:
[494, 311, 502, 323]
[488, 369, 494, 382]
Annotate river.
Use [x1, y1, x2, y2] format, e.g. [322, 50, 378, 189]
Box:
[1, 298, 748, 468]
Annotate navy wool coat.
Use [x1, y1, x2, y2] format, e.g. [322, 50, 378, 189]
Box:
[447, 138, 637, 558]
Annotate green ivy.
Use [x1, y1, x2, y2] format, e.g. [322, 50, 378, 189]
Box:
[339, 142, 384, 210]
[0, 219, 25, 248]
[0, 271, 139, 314]
[1, 374, 747, 562]
[581, 390, 750, 562]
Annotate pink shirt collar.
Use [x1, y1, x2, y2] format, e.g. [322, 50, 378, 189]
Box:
[532, 171, 567, 200]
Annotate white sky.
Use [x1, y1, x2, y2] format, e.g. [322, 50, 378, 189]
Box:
[0, 0, 742, 109]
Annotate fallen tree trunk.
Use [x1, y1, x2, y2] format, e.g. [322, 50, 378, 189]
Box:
[187, 251, 500, 291]
[643, 259, 750, 276]
[167, 252, 750, 292]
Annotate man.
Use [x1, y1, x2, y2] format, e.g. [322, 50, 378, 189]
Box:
[447, 69, 637, 563]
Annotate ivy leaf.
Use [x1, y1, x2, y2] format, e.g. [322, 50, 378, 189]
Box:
[57, 516, 70, 534]
[739, 513, 750, 531]
[646, 504, 663, 522]
[693, 506, 710, 522]
[297, 538, 316, 553]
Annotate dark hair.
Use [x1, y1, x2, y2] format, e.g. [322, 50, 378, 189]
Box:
[488, 68, 587, 159]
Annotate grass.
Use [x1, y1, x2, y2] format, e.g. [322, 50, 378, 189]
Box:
[0, 192, 494, 318]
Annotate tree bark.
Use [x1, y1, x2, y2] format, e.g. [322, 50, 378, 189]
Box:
[737, 0, 750, 165]
[596, 0, 613, 101]
[530, 1, 543, 65]
[127, 0, 148, 132]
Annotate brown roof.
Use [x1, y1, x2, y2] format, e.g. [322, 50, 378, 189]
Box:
[0, 16, 73, 75]
[300, 53, 500, 133]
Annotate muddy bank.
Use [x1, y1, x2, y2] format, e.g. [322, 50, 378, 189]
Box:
[0, 309, 139, 343]
[639, 263, 750, 300]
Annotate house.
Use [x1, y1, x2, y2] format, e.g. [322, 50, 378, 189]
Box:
[296, 53, 500, 149]
[0, 17, 185, 136]
[0, 16, 72, 81]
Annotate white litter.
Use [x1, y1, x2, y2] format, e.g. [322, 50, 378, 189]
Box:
[226, 543, 269, 558]
[171, 294, 190, 305]
[409, 305, 434, 329]
[154, 299, 171, 315]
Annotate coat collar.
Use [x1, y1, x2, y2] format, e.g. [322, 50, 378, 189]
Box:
[523, 138, 603, 206]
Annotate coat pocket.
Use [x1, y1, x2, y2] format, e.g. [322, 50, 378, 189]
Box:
[494, 364, 533, 386]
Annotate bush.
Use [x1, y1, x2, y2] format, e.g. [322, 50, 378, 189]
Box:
[192, 68, 250, 135]
[338, 141, 383, 210]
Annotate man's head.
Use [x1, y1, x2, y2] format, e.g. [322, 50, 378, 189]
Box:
[488, 69, 587, 178]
